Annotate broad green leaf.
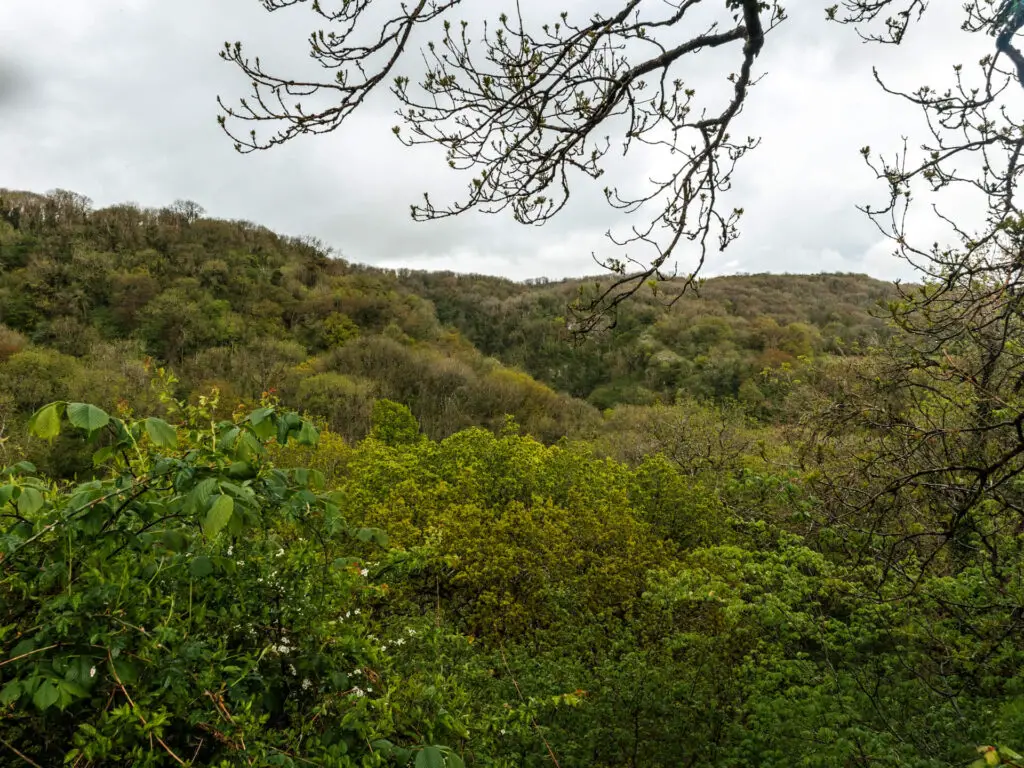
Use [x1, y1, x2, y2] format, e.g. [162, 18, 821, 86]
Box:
[250, 416, 276, 441]
[2, 461, 36, 476]
[998, 746, 1023, 761]
[226, 461, 257, 480]
[217, 425, 241, 450]
[203, 494, 234, 539]
[356, 527, 388, 547]
[27, 402, 64, 439]
[237, 430, 263, 460]
[294, 468, 319, 488]
[110, 658, 138, 685]
[91, 446, 115, 467]
[0, 484, 14, 506]
[64, 657, 95, 686]
[447, 752, 466, 768]
[227, 507, 245, 537]
[189, 555, 214, 579]
[59, 679, 89, 699]
[66, 403, 110, 433]
[17, 487, 44, 516]
[80, 507, 107, 536]
[219, 481, 254, 501]
[416, 746, 445, 768]
[249, 406, 273, 425]
[276, 414, 294, 445]
[296, 420, 319, 446]
[10, 638, 34, 658]
[144, 417, 178, 448]
[32, 680, 59, 711]
[186, 477, 218, 515]
[0, 680, 21, 706]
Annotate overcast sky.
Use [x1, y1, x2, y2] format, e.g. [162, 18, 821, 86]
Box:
[0, 0, 1000, 282]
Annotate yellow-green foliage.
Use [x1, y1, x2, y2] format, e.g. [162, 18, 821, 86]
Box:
[316, 423, 671, 638]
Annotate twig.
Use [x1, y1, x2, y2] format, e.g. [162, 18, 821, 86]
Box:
[0, 735, 43, 768]
[500, 646, 562, 768]
[0, 644, 59, 668]
[204, 689, 245, 750]
[109, 651, 187, 766]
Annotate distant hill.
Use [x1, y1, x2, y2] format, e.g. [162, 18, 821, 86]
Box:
[0, 187, 900, 465]
[0, 188, 596, 461]
[393, 269, 899, 409]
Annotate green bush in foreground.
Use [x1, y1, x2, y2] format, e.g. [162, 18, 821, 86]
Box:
[0, 389, 464, 767]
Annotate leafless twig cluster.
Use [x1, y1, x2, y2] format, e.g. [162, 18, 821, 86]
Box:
[218, 1, 785, 332]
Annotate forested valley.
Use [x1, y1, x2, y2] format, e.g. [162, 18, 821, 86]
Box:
[1, 188, 1022, 767]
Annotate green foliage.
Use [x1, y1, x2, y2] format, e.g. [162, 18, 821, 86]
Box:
[296, 372, 377, 440]
[4, 389, 1023, 766]
[973, 746, 1024, 767]
[323, 311, 361, 348]
[370, 399, 422, 446]
[0, 188, 602, 450]
[3, 186, 1021, 768]
[396, 270, 897, 408]
[0, 393, 465, 766]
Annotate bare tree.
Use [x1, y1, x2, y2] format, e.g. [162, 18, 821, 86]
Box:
[218, 0, 785, 331]
[792, 1, 1024, 594]
[169, 199, 206, 225]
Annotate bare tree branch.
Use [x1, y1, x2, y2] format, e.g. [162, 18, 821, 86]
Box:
[218, 0, 786, 332]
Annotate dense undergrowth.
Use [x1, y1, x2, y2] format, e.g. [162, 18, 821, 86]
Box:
[1, 189, 1023, 766]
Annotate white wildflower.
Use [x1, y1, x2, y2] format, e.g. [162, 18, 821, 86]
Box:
[360, 568, 368, 577]
[226, 545, 233, 556]
[352, 609, 360, 616]
[288, 664, 297, 676]
[351, 686, 365, 698]
[89, 666, 96, 678]
[301, 678, 312, 690]
[394, 638, 405, 646]
[276, 547, 285, 557]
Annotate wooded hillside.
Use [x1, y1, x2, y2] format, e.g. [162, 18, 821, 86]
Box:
[2, 188, 1021, 768]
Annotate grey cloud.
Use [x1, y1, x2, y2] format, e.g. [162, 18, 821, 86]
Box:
[0, 58, 26, 108]
[0, 0, 999, 282]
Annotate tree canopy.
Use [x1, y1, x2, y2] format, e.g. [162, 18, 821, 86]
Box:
[5, 1, 1024, 760]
